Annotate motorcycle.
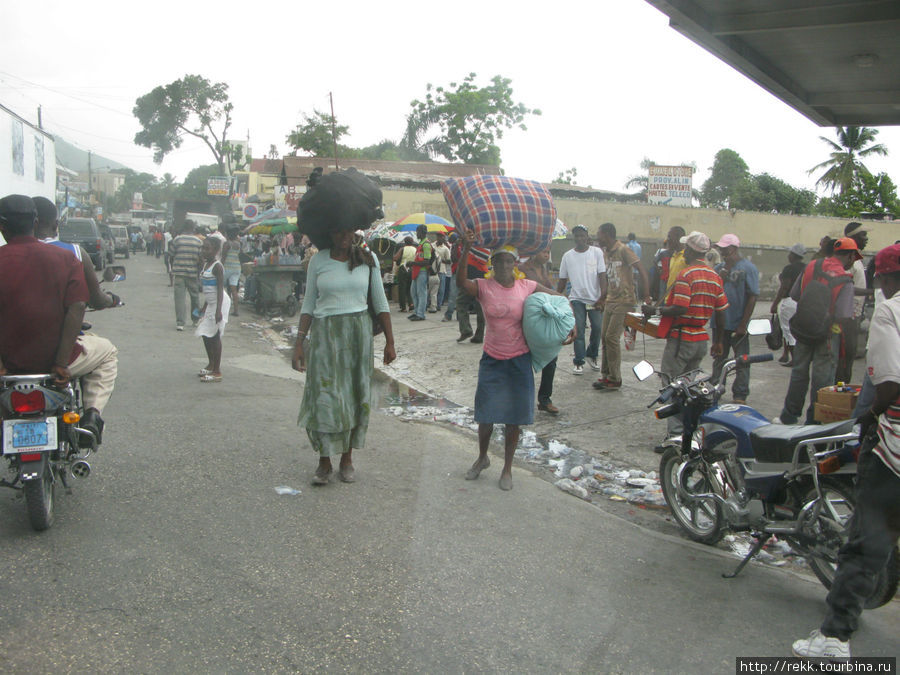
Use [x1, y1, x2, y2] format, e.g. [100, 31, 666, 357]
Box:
[634, 350, 899, 609]
[0, 266, 125, 531]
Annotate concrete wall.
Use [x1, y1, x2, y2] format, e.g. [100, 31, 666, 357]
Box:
[378, 187, 900, 298]
[0, 105, 56, 201]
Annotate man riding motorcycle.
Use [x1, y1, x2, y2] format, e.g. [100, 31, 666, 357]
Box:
[0, 195, 117, 444]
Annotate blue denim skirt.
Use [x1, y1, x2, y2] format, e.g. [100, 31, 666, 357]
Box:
[474, 351, 534, 426]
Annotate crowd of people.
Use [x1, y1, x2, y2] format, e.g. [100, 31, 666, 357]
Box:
[1, 186, 897, 660]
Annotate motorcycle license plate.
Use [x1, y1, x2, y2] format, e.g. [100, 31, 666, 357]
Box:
[2, 418, 57, 454]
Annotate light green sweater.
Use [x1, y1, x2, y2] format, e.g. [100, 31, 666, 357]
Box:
[300, 250, 390, 318]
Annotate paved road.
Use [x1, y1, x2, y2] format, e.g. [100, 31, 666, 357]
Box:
[0, 255, 895, 672]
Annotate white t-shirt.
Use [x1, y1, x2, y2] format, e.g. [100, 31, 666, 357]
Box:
[163, 231, 173, 253]
[865, 291, 900, 477]
[558, 246, 607, 304]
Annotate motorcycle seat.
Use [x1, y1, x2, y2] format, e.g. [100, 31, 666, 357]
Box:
[750, 419, 855, 464]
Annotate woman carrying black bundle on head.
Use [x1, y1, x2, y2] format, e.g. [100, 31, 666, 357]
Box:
[291, 168, 395, 485]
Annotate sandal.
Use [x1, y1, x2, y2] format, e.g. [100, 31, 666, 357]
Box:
[198, 368, 213, 377]
[200, 374, 222, 383]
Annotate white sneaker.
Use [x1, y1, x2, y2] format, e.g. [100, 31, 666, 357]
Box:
[586, 357, 601, 371]
[573, 365, 584, 375]
[176, 325, 184, 332]
[772, 416, 783, 424]
[792, 629, 850, 659]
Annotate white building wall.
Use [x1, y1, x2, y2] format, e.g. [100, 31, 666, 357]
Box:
[0, 104, 56, 201]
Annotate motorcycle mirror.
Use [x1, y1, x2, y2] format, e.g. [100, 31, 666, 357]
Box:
[747, 318, 771, 336]
[102, 266, 127, 282]
[633, 360, 655, 381]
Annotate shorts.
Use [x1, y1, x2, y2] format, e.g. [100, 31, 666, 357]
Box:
[225, 270, 241, 287]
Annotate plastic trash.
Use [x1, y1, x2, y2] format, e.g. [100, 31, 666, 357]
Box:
[569, 465, 584, 479]
[554, 478, 590, 500]
[274, 486, 301, 496]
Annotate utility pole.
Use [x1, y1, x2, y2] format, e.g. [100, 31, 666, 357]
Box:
[87, 150, 93, 206]
[329, 92, 339, 172]
[37, 105, 42, 129]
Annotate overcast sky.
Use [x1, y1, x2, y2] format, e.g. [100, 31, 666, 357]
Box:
[3, 0, 898, 197]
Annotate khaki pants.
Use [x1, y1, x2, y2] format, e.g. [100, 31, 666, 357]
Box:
[68, 334, 118, 414]
[600, 304, 630, 383]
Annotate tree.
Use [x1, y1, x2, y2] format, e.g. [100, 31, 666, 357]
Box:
[624, 158, 655, 193]
[403, 73, 540, 165]
[808, 126, 888, 194]
[286, 110, 349, 157]
[552, 167, 578, 185]
[176, 164, 221, 201]
[816, 172, 900, 218]
[133, 74, 237, 175]
[700, 149, 749, 208]
[730, 173, 817, 215]
[110, 169, 161, 212]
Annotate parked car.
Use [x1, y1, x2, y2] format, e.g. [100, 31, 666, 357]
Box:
[59, 217, 110, 270]
[109, 224, 130, 258]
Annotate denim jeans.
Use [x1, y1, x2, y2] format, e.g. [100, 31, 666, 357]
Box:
[711, 330, 751, 400]
[852, 373, 875, 418]
[779, 334, 840, 424]
[411, 271, 428, 318]
[821, 444, 900, 640]
[571, 301, 602, 365]
[443, 280, 458, 320]
[436, 272, 451, 308]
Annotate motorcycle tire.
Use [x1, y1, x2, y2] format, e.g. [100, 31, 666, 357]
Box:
[284, 295, 299, 318]
[659, 447, 724, 545]
[802, 480, 900, 609]
[23, 464, 55, 531]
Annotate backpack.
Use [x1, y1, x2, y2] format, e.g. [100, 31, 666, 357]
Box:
[430, 244, 441, 275]
[790, 259, 851, 344]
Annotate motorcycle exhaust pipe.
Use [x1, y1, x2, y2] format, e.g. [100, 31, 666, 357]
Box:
[71, 460, 91, 479]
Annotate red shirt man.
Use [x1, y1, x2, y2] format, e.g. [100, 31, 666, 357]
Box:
[0, 195, 88, 380]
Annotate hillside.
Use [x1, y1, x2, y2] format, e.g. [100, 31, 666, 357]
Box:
[55, 137, 131, 173]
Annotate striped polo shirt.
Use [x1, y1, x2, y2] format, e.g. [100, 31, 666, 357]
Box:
[665, 262, 729, 342]
[171, 234, 203, 278]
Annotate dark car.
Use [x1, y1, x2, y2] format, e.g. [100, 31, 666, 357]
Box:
[59, 217, 110, 271]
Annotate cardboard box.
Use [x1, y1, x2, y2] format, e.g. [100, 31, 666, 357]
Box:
[814, 402, 854, 424]
[816, 385, 860, 412]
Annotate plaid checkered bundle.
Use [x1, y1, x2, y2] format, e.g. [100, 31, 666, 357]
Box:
[441, 176, 557, 256]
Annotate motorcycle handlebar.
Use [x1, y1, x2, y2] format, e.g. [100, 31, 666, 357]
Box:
[736, 353, 774, 366]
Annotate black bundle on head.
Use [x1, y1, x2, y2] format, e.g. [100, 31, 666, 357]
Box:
[297, 168, 384, 255]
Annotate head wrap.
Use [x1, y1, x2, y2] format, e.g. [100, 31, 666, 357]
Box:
[485, 245, 525, 280]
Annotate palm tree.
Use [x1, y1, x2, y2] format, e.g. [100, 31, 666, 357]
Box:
[809, 126, 888, 194]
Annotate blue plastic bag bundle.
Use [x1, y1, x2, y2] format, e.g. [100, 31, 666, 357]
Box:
[522, 293, 575, 372]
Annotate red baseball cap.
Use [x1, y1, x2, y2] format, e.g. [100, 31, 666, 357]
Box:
[832, 237, 863, 261]
[874, 244, 900, 275]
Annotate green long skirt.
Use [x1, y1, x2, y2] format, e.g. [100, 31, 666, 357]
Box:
[297, 310, 373, 457]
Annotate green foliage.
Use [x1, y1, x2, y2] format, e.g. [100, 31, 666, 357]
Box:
[700, 149, 749, 208]
[133, 74, 236, 174]
[731, 173, 817, 215]
[110, 169, 166, 211]
[404, 73, 540, 165]
[816, 172, 899, 218]
[286, 110, 349, 157]
[809, 126, 888, 194]
[176, 164, 221, 201]
[552, 167, 578, 185]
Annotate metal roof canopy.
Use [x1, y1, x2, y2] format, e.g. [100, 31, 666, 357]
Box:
[644, 0, 900, 126]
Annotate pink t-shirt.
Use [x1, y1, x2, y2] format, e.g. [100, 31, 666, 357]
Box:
[475, 278, 537, 360]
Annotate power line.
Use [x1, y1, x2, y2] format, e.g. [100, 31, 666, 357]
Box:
[0, 71, 132, 118]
